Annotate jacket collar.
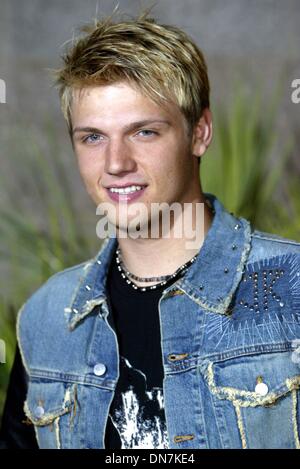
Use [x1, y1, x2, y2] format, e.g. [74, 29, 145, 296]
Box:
[177, 194, 252, 314]
[66, 194, 252, 330]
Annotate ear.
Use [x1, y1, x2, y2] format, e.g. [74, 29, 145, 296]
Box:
[191, 108, 213, 158]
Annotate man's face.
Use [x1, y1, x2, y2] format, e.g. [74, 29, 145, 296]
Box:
[71, 81, 203, 233]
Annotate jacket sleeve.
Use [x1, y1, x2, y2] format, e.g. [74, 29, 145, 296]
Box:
[0, 345, 38, 449]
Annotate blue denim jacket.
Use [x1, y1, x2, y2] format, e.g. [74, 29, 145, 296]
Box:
[17, 194, 300, 449]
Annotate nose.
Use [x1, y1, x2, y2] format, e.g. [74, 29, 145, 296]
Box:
[104, 137, 136, 175]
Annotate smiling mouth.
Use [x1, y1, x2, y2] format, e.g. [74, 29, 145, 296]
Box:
[107, 185, 147, 194]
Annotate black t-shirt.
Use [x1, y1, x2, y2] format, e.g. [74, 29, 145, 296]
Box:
[104, 248, 182, 449]
[0, 250, 180, 449]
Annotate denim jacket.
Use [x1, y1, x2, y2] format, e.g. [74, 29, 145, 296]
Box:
[17, 194, 300, 449]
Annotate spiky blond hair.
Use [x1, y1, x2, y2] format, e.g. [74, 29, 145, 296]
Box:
[54, 10, 210, 135]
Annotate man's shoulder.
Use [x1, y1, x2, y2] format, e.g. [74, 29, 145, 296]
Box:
[251, 228, 300, 247]
[18, 257, 94, 324]
[46, 258, 94, 286]
[34, 258, 92, 300]
[248, 228, 300, 264]
[16, 256, 99, 373]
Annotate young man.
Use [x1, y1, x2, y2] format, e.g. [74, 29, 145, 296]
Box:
[1, 13, 300, 450]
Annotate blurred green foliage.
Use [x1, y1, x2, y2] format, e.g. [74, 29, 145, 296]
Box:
[0, 87, 300, 422]
[202, 88, 300, 237]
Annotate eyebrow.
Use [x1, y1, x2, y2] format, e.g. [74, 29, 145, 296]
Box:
[72, 119, 171, 136]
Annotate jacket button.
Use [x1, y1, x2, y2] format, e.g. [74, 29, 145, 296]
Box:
[93, 363, 107, 376]
[255, 382, 269, 396]
[35, 406, 45, 419]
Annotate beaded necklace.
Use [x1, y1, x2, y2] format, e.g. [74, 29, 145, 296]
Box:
[116, 247, 199, 292]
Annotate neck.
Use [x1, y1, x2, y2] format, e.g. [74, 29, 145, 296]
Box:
[116, 195, 214, 287]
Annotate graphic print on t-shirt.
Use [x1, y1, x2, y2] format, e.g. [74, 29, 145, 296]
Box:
[108, 356, 169, 449]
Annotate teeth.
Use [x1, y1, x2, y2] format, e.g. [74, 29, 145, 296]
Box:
[109, 185, 145, 194]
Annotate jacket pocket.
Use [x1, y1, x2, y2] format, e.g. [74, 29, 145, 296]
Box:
[24, 380, 77, 449]
[202, 350, 300, 448]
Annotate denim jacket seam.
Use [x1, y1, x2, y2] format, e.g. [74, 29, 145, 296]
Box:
[252, 231, 300, 247]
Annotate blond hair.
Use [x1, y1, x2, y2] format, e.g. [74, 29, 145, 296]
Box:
[54, 11, 210, 135]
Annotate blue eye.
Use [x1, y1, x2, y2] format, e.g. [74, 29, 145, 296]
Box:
[138, 129, 158, 137]
[83, 134, 102, 144]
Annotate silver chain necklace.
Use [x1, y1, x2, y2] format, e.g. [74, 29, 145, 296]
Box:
[116, 247, 199, 292]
